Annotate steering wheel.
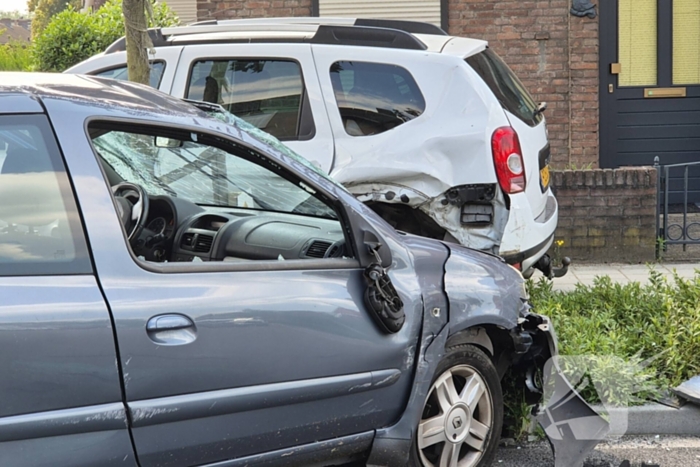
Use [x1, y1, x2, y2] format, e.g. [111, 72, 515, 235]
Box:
[112, 182, 150, 243]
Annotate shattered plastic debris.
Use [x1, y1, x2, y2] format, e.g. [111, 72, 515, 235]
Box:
[673, 375, 700, 405]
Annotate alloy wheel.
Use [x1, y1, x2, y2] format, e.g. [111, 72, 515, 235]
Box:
[417, 364, 494, 467]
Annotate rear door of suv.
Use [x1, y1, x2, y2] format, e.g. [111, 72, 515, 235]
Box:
[169, 43, 336, 172]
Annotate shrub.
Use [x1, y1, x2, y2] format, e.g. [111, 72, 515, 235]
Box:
[28, 0, 81, 39]
[0, 42, 33, 71]
[33, 0, 179, 72]
[528, 269, 700, 406]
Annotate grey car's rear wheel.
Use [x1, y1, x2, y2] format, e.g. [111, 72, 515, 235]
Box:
[411, 345, 503, 467]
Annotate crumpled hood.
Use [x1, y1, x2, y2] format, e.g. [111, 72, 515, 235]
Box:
[442, 242, 527, 331]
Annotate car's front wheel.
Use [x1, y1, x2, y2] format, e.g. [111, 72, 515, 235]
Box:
[411, 345, 503, 467]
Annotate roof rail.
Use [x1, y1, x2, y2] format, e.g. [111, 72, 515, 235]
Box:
[311, 25, 427, 50]
[354, 19, 447, 36]
[105, 20, 429, 54]
[104, 28, 168, 54]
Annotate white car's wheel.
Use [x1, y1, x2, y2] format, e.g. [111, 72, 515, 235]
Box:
[411, 345, 503, 467]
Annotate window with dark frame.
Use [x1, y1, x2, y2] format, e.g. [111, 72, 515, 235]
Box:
[329, 61, 426, 137]
[186, 59, 305, 141]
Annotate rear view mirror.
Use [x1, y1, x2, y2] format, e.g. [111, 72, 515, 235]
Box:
[155, 136, 183, 148]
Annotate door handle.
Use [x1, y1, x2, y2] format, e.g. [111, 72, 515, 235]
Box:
[146, 314, 197, 345]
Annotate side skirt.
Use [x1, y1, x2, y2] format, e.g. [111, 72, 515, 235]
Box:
[200, 431, 374, 467]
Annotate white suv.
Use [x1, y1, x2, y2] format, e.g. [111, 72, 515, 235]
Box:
[68, 17, 565, 276]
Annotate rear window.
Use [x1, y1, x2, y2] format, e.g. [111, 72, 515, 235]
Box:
[466, 48, 543, 127]
[330, 61, 425, 137]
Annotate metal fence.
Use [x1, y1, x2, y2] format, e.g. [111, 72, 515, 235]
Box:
[655, 156, 700, 258]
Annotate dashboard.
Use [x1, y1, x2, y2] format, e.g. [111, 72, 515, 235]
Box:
[132, 195, 348, 263]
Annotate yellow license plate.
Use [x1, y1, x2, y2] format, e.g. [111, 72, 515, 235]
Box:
[540, 165, 550, 189]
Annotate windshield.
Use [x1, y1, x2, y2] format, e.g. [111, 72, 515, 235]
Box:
[91, 129, 337, 219]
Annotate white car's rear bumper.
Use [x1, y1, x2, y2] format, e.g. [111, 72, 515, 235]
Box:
[499, 188, 559, 272]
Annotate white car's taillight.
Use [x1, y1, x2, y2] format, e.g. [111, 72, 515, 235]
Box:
[491, 126, 526, 194]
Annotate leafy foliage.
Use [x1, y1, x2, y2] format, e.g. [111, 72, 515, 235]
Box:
[0, 42, 33, 71]
[528, 269, 700, 405]
[29, 0, 81, 39]
[33, 0, 178, 72]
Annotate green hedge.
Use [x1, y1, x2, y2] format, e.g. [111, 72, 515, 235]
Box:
[33, 0, 179, 72]
[0, 42, 33, 71]
[529, 269, 700, 406]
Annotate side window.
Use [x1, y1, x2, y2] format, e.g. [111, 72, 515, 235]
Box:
[186, 59, 306, 141]
[329, 61, 426, 137]
[0, 115, 91, 275]
[88, 122, 351, 267]
[466, 48, 543, 127]
[93, 61, 165, 89]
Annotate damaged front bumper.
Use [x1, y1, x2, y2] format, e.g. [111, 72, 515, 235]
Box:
[518, 313, 610, 467]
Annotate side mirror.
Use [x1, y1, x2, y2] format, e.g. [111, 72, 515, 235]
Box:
[363, 230, 392, 268]
[155, 136, 183, 148]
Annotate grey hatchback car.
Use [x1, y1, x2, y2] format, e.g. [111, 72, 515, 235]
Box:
[0, 73, 605, 467]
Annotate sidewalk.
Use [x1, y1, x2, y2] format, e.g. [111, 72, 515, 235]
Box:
[533, 262, 700, 291]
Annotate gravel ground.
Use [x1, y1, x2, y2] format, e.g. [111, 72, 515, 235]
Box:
[495, 435, 700, 467]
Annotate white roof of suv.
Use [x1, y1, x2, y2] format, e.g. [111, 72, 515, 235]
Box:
[104, 17, 487, 58]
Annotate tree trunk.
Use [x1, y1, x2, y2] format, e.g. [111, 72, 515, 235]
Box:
[122, 0, 150, 85]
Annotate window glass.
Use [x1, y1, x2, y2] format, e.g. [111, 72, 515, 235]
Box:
[0, 115, 91, 275]
[617, 0, 657, 86]
[330, 61, 425, 136]
[187, 59, 303, 140]
[89, 124, 348, 265]
[673, 0, 700, 85]
[91, 129, 335, 218]
[93, 61, 165, 88]
[466, 48, 543, 126]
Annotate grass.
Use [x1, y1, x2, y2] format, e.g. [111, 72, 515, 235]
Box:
[0, 42, 33, 71]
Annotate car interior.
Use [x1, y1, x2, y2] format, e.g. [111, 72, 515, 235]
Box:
[88, 124, 351, 265]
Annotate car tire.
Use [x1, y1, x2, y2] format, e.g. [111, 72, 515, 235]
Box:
[409, 344, 503, 467]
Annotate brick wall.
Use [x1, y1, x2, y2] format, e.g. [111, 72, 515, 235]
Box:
[197, 0, 311, 21]
[551, 167, 657, 262]
[448, 0, 598, 169]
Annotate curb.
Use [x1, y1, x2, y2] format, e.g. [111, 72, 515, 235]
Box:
[594, 403, 700, 436]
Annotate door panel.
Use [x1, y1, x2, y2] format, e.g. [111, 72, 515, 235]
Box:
[100, 260, 418, 467]
[0, 113, 134, 465]
[170, 43, 336, 172]
[600, 0, 700, 195]
[0, 277, 135, 466]
[53, 116, 421, 466]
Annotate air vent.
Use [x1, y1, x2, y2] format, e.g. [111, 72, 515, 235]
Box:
[306, 240, 332, 258]
[181, 232, 195, 249]
[194, 234, 214, 253]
